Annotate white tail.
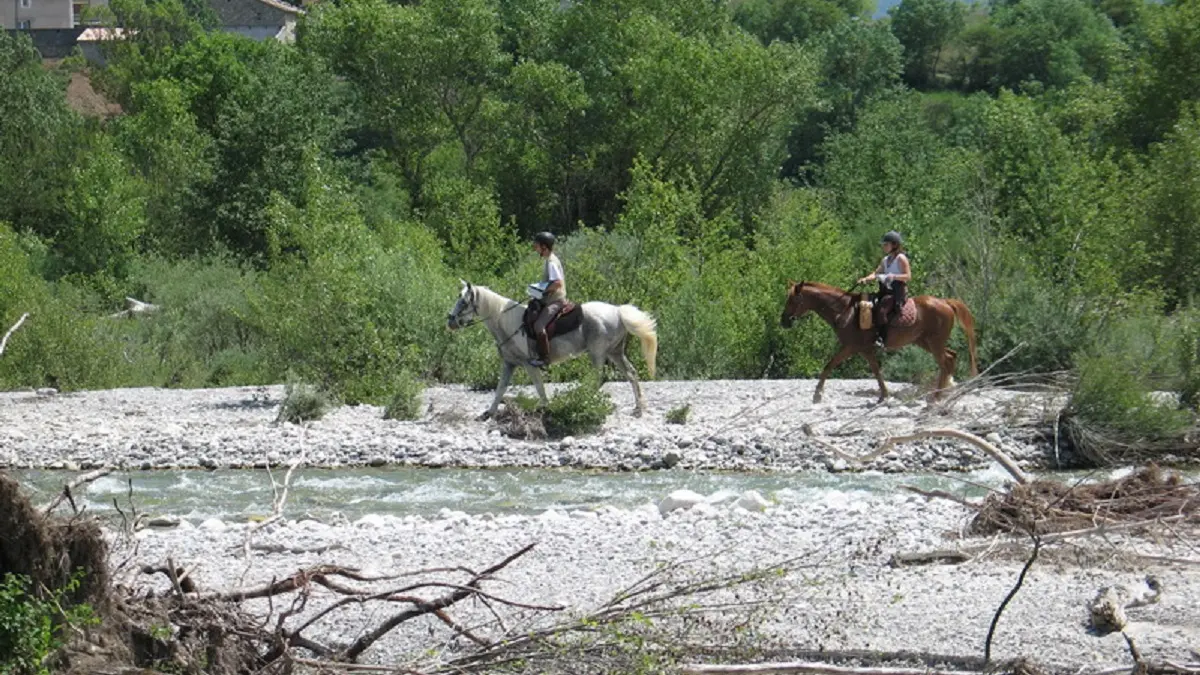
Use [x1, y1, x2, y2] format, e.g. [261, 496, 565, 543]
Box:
[618, 305, 658, 379]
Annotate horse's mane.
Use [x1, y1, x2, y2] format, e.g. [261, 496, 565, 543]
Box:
[470, 284, 522, 318]
[799, 281, 853, 298]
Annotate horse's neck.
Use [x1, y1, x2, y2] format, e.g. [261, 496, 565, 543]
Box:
[806, 286, 852, 325]
[474, 288, 522, 330]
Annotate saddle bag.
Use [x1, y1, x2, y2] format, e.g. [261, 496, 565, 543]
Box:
[857, 293, 873, 330]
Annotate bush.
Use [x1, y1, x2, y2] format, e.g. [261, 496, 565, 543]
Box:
[541, 377, 615, 438]
[1068, 314, 1194, 439]
[665, 404, 690, 425]
[499, 377, 614, 439]
[276, 379, 334, 424]
[0, 572, 96, 675]
[383, 370, 425, 421]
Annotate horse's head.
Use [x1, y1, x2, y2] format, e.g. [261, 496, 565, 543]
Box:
[447, 279, 478, 330]
[780, 280, 810, 328]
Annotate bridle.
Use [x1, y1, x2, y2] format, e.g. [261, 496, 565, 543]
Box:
[449, 290, 526, 349]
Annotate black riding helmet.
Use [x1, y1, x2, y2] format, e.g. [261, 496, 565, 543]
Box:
[534, 231, 557, 249]
[881, 230, 903, 246]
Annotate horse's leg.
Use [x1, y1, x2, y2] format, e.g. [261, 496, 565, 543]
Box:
[863, 350, 888, 404]
[925, 339, 956, 403]
[483, 361, 515, 421]
[610, 349, 645, 417]
[525, 365, 550, 407]
[814, 345, 855, 404]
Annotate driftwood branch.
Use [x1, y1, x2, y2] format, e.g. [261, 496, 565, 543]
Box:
[879, 429, 1029, 484]
[108, 297, 160, 319]
[339, 542, 538, 661]
[983, 533, 1040, 664]
[680, 663, 985, 675]
[0, 312, 29, 356]
[42, 467, 114, 515]
[890, 515, 1188, 567]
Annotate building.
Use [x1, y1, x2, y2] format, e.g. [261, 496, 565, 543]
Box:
[209, 0, 302, 42]
[3, 0, 300, 41]
[2, 0, 107, 30]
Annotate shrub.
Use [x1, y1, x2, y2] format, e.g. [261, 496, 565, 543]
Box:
[276, 379, 333, 424]
[0, 571, 96, 675]
[1068, 314, 1194, 439]
[541, 377, 615, 438]
[665, 404, 690, 425]
[383, 370, 425, 421]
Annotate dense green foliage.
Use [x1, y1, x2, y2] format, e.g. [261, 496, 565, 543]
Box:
[0, 572, 96, 675]
[0, 0, 1197, 433]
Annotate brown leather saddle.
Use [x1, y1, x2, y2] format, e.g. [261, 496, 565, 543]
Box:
[872, 295, 917, 328]
[522, 299, 583, 340]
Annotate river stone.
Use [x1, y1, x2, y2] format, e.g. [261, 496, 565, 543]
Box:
[199, 518, 226, 532]
[736, 490, 771, 512]
[658, 489, 706, 515]
[661, 451, 682, 469]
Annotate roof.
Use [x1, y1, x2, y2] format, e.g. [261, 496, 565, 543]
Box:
[253, 0, 305, 15]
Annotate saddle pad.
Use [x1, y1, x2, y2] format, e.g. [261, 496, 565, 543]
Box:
[877, 297, 918, 327]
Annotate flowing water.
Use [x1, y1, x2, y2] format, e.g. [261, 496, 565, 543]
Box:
[10, 464, 1140, 523]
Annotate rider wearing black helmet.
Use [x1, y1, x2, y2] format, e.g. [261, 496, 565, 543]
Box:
[529, 231, 567, 367]
[856, 230, 910, 348]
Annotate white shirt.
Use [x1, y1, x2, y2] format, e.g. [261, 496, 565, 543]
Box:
[543, 253, 566, 301]
[880, 254, 906, 288]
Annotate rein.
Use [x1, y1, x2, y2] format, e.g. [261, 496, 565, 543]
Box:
[457, 300, 525, 349]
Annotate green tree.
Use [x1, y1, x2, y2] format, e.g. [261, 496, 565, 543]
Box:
[0, 33, 81, 239]
[1119, 0, 1200, 147]
[732, 0, 868, 45]
[888, 0, 967, 89]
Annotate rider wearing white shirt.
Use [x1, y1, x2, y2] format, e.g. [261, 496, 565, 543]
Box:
[856, 230, 911, 348]
[530, 231, 566, 367]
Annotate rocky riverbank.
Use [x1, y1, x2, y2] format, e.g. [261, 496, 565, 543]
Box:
[0, 379, 1073, 473]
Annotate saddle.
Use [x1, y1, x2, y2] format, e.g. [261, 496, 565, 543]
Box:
[868, 294, 917, 328]
[522, 299, 583, 340]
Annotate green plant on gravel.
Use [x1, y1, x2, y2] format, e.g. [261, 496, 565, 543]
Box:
[541, 377, 615, 438]
[665, 404, 690, 425]
[383, 370, 425, 421]
[0, 571, 97, 675]
[276, 378, 334, 424]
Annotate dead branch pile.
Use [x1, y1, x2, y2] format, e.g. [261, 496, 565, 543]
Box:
[969, 464, 1199, 535]
[1065, 415, 1200, 467]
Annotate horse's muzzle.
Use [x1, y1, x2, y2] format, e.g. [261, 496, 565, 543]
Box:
[780, 314, 795, 329]
[446, 315, 460, 331]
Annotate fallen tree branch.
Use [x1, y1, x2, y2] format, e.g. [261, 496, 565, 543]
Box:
[108, 297, 160, 319]
[901, 486, 981, 510]
[889, 515, 1189, 566]
[679, 662, 985, 675]
[41, 467, 114, 515]
[984, 533, 1040, 664]
[0, 312, 28, 357]
[339, 542, 538, 661]
[880, 429, 1030, 485]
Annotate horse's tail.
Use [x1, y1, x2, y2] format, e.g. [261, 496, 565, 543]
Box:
[618, 305, 658, 379]
[946, 298, 979, 377]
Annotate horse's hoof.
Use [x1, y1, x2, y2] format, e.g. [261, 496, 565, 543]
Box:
[478, 411, 493, 422]
[632, 408, 644, 418]
[812, 393, 823, 404]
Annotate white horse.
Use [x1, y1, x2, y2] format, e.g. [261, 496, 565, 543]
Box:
[446, 280, 658, 420]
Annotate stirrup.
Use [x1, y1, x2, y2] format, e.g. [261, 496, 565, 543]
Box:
[528, 358, 548, 368]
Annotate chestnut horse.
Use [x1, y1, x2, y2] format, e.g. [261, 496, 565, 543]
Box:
[779, 281, 978, 404]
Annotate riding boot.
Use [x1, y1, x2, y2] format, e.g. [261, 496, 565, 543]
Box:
[875, 324, 888, 349]
[530, 332, 551, 368]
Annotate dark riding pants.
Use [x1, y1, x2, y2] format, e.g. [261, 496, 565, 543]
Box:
[877, 281, 906, 344]
[533, 300, 564, 358]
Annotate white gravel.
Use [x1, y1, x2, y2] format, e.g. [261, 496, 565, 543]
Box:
[0, 379, 1075, 473]
[4, 381, 1198, 671]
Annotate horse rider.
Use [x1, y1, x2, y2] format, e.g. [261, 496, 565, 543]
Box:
[856, 230, 910, 348]
[528, 231, 567, 368]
